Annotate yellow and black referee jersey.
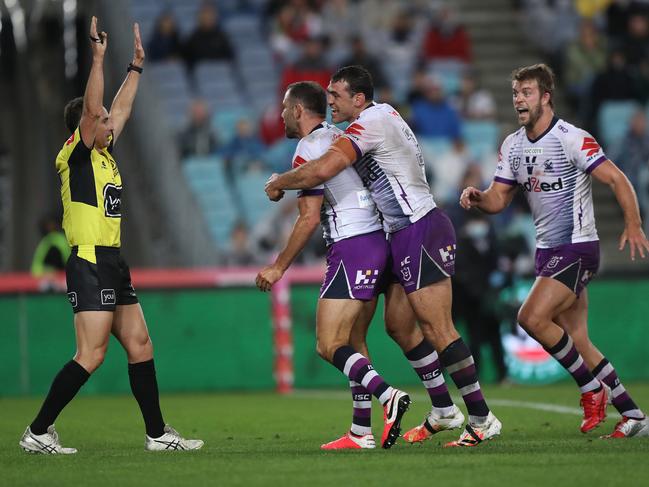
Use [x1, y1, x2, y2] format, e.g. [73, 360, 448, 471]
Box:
[56, 127, 122, 264]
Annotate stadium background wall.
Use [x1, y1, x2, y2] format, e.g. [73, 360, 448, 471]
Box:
[1, 280, 648, 396]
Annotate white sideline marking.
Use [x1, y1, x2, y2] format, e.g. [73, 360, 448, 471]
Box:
[292, 390, 620, 418]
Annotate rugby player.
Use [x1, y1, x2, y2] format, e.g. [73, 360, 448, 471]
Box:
[265, 66, 501, 447]
[19, 17, 203, 454]
[460, 63, 649, 438]
[257, 81, 465, 449]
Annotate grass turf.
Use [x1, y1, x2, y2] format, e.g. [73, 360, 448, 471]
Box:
[1, 383, 648, 487]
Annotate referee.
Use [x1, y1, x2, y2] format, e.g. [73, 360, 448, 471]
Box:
[19, 16, 202, 454]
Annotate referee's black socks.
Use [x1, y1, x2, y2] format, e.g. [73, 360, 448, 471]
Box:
[128, 359, 165, 438]
[30, 360, 90, 435]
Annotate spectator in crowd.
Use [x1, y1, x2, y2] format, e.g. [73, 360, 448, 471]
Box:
[421, 5, 472, 63]
[224, 220, 258, 266]
[454, 71, 496, 120]
[338, 36, 388, 92]
[452, 211, 508, 383]
[614, 109, 649, 221]
[320, 0, 358, 60]
[622, 11, 649, 66]
[380, 8, 423, 67]
[409, 75, 462, 145]
[564, 19, 607, 122]
[31, 214, 70, 280]
[222, 118, 266, 179]
[280, 35, 332, 92]
[178, 99, 219, 158]
[147, 10, 182, 62]
[590, 50, 639, 130]
[183, 2, 234, 71]
[268, 1, 323, 63]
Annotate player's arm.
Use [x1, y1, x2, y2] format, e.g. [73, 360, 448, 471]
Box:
[591, 159, 649, 260]
[256, 193, 324, 291]
[109, 23, 145, 145]
[460, 180, 517, 214]
[79, 16, 107, 149]
[265, 138, 356, 201]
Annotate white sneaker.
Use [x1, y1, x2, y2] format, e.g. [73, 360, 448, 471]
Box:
[145, 425, 204, 451]
[601, 416, 649, 439]
[403, 404, 465, 443]
[19, 425, 77, 454]
[444, 411, 502, 447]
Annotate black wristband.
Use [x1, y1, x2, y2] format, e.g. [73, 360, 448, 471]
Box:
[127, 63, 143, 74]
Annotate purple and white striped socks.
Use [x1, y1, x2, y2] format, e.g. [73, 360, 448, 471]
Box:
[544, 331, 600, 393]
[332, 346, 394, 405]
[593, 358, 644, 419]
[439, 338, 490, 424]
[349, 381, 372, 436]
[405, 339, 454, 416]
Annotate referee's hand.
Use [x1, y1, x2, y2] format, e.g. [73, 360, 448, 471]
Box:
[89, 16, 107, 57]
[132, 22, 145, 67]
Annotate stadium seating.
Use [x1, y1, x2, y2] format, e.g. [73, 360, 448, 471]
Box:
[598, 100, 641, 153]
[462, 120, 500, 159]
[182, 156, 241, 245]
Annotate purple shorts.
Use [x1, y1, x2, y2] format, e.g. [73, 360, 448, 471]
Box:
[320, 230, 390, 301]
[535, 241, 600, 295]
[389, 208, 456, 294]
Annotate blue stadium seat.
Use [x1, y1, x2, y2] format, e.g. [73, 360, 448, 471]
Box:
[598, 101, 641, 152]
[235, 170, 276, 226]
[182, 156, 241, 245]
[461, 120, 500, 159]
[212, 106, 257, 145]
[418, 136, 453, 163]
[263, 139, 299, 173]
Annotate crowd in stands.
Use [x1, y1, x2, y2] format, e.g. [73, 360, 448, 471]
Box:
[142, 0, 648, 279]
[519, 0, 649, 233]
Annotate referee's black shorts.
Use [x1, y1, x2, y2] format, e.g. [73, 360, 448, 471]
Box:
[66, 246, 139, 313]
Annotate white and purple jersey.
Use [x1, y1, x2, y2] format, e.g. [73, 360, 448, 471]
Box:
[494, 117, 605, 248]
[293, 122, 382, 245]
[341, 103, 436, 233]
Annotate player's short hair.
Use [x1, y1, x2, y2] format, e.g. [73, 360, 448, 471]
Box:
[64, 97, 84, 134]
[286, 81, 327, 117]
[331, 65, 374, 101]
[511, 63, 555, 108]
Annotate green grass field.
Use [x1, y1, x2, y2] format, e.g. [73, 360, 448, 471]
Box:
[2, 383, 649, 487]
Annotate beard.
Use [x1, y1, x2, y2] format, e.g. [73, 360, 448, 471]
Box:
[523, 101, 544, 129]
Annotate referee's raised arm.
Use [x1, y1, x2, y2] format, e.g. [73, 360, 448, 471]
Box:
[109, 22, 145, 145]
[79, 16, 107, 149]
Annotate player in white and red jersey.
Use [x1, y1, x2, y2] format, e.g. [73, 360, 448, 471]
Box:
[461, 63, 649, 438]
[265, 66, 501, 448]
[258, 82, 464, 449]
[256, 82, 411, 450]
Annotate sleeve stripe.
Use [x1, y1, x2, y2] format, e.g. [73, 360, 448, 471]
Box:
[345, 136, 363, 161]
[298, 189, 325, 197]
[585, 155, 607, 174]
[494, 176, 517, 186]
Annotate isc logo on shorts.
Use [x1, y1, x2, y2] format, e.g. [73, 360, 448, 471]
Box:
[101, 289, 116, 305]
[67, 292, 78, 307]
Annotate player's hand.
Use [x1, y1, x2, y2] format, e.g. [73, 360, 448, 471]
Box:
[619, 224, 649, 261]
[132, 22, 145, 67]
[265, 173, 285, 202]
[89, 16, 107, 57]
[460, 186, 482, 210]
[255, 265, 284, 292]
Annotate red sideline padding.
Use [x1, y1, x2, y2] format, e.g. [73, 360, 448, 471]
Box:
[0, 265, 326, 294]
